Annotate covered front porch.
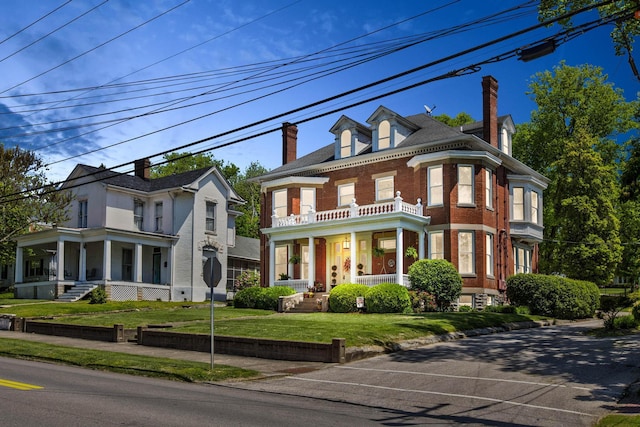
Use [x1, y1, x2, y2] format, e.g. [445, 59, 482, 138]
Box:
[14, 226, 177, 301]
[264, 192, 430, 291]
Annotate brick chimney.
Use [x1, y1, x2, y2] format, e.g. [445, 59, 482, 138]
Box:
[134, 158, 151, 180]
[482, 75, 499, 148]
[282, 122, 297, 165]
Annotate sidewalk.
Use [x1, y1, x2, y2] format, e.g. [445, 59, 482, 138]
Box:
[0, 330, 328, 378]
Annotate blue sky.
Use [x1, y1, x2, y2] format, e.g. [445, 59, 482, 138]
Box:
[0, 0, 637, 182]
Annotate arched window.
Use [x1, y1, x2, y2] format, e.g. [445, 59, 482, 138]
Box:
[378, 120, 390, 149]
[340, 129, 351, 158]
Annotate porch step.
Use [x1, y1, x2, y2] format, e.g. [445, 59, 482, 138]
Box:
[56, 284, 99, 302]
[288, 297, 322, 313]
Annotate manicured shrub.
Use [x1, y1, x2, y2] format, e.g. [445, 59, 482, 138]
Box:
[408, 259, 462, 310]
[234, 270, 260, 291]
[613, 315, 638, 330]
[364, 283, 412, 314]
[408, 290, 437, 313]
[233, 286, 263, 308]
[88, 287, 107, 304]
[328, 283, 369, 313]
[257, 286, 295, 311]
[506, 274, 599, 319]
[458, 305, 473, 312]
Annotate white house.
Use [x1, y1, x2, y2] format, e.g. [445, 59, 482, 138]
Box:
[13, 158, 244, 302]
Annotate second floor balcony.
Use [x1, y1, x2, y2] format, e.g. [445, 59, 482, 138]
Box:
[270, 192, 425, 228]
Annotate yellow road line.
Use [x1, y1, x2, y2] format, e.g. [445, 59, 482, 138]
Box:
[0, 379, 43, 390]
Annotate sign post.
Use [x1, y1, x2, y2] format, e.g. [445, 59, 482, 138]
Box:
[203, 254, 222, 369]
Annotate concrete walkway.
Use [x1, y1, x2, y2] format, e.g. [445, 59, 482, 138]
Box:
[0, 330, 328, 378]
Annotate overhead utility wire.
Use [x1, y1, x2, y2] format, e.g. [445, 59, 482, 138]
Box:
[0, 0, 72, 46]
[0, 0, 633, 203]
[4, 0, 625, 202]
[40, 0, 618, 168]
[13, 1, 534, 147]
[0, 0, 190, 95]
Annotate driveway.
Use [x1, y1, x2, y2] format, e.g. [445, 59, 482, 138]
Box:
[232, 320, 640, 426]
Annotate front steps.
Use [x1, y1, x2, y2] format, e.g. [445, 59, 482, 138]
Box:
[286, 294, 326, 313]
[56, 283, 99, 302]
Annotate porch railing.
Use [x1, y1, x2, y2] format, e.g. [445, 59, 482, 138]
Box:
[272, 191, 423, 228]
[274, 279, 311, 293]
[354, 274, 411, 287]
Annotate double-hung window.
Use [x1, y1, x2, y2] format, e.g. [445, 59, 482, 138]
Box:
[486, 233, 494, 277]
[378, 120, 391, 150]
[531, 191, 539, 224]
[340, 130, 351, 158]
[154, 202, 163, 232]
[458, 165, 474, 205]
[134, 200, 144, 231]
[205, 201, 216, 233]
[512, 187, 524, 221]
[485, 169, 493, 209]
[300, 188, 315, 216]
[429, 231, 444, 259]
[338, 183, 355, 207]
[78, 200, 88, 228]
[273, 189, 287, 218]
[376, 176, 394, 201]
[458, 231, 475, 275]
[428, 165, 443, 206]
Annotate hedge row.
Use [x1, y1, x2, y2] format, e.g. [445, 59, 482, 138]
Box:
[506, 274, 600, 319]
[328, 283, 412, 313]
[233, 285, 296, 310]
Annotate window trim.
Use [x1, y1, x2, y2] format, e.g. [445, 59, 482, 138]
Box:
[458, 231, 475, 276]
[205, 200, 217, 233]
[133, 199, 144, 231]
[337, 182, 355, 207]
[272, 188, 287, 218]
[485, 169, 493, 210]
[429, 231, 444, 259]
[375, 176, 394, 202]
[427, 165, 443, 207]
[457, 164, 474, 206]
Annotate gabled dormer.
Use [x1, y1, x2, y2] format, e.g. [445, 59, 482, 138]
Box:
[330, 115, 371, 160]
[366, 106, 418, 152]
[498, 115, 515, 156]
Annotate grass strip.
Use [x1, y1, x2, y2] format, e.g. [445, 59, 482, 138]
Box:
[595, 414, 640, 426]
[0, 338, 259, 382]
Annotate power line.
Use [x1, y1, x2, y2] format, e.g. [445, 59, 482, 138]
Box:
[0, 0, 628, 204]
[0, 0, 72, 47]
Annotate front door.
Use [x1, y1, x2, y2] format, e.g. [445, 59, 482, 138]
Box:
[122, 248, 132, 281]
[152, 252, 161, 284]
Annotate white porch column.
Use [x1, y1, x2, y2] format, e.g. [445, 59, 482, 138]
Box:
[269, 239, 275, 286]
[419, 228, 425, 260]
[15, 245, 23, 283]
[308, 236, 315, 290]
[56, 239, 65, 281]
[79, 242, 87, 281]
[349, 231, 356, 283]
[396, 227, 404, 285]
[103, 240, 112, 281]
[134, 243, 142, 282]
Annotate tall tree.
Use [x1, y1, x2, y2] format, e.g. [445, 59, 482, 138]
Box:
[545, 124, 622, 285]
[433, 112, 475, 127]
[150, 152, 240, 183]
[512, 63, 637, 284]
[0, 145, 71, 265]
[234, 162, 269, 239]
[538, 1, 640, 80]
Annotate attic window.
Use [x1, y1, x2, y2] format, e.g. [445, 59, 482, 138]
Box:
[378, 120, 390, 149]
[340, 129, 351, 158]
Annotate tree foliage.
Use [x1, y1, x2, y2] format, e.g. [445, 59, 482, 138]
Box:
[0, 145, 71, 264]
[150, 152, 268, 239]
[512, 63, 636, 285]
[433, 112, 475, 127]
[538, 1, 640, 80]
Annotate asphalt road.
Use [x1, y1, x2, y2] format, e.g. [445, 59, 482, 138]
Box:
[231, 319, 640, 426]
[0, 357, 386, 426]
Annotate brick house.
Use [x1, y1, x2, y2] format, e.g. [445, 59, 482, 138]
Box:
[255, 76, 548, 307]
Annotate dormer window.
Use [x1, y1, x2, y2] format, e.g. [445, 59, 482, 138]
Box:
[500, 127, 512, 155]
[378, 120, 391, 150]
[340, 129, 351, 158]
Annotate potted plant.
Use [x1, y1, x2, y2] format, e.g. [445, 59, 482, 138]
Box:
[279, 273, 290, 280]
[288, 254, 301, 264]
[405, 246, 418, 261]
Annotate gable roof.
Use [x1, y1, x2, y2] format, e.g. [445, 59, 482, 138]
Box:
[62, 164, 245, 203]
[228, 236, 260, 261]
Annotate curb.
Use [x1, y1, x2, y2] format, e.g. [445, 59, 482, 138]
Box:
[346, 320, 552, 362]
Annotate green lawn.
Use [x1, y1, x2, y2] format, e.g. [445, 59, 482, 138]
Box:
[0, 338, 259, 382]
